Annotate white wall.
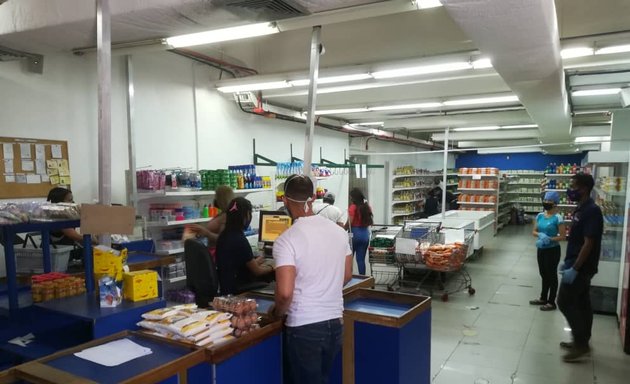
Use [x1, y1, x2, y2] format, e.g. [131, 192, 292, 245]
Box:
[1, 51, 350, 209]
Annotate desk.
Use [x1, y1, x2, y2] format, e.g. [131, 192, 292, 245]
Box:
[1, 220, 93, 317]
[36, 295, 165, 339]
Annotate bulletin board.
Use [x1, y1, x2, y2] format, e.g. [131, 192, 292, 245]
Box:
[0, 136, 71, 199]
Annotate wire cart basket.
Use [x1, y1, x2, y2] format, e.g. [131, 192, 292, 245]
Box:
[368, 225, 401, 290]
[394, 221, 475, 301]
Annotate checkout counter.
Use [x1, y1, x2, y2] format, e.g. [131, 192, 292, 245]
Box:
[1, 275, 431, 384]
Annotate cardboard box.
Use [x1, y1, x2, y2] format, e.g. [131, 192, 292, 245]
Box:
[93, 247, 128, 282]
[123, 270, 158, 302]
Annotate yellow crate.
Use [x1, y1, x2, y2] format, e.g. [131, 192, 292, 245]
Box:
[93, 247, 127, 282]
[123, 270, 158, 302]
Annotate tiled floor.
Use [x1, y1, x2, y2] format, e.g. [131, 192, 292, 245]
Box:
[425, 225, 630, 384]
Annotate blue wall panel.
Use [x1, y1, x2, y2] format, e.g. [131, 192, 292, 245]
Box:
[455, 152, 586, 171]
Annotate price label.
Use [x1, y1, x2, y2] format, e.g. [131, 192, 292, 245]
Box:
[472, 174, 482, 180]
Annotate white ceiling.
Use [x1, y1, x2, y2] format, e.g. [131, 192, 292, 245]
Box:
[1, 0, 629, 153]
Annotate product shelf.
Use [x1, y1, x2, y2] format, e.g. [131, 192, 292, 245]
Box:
[545, 173, 576, 177]
[138, 187, 272, 201]
[505, 172, 545, 176]
[391, 198, 424, 205]
[167, 276, 187, 283]
[594, 186, 626, 198]
[457, 201, 496, 206]
[458, 188, 497, 192]
[391, 210, 424, 218]
[507, 191, 541, 195]
[147, 218, 212, 227]
[544, 189, 566, 193]
[392, 173, 441, 180]
[457, 174, 499, 178]
[392, 186, 432, 192]
[557, 204, 578, 208]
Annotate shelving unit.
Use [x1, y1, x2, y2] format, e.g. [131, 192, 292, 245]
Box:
[585, 151, 629, 316]
[457, 169, 500, 232]
[389, 167, 447, 225]
[503, 171, 546, 216]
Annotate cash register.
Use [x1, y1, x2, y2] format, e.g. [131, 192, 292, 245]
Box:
[258, 210, 292, 257]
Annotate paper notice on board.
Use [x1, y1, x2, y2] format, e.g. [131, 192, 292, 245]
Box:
[2, 143, 13, 159]
[5, 175, 15, 183]
[21, 160, 34, 171]
[3, 159, 13, 173]
[26, 174, 41, 184]
[47, 159, 57, 168]
[16, 174, 27, 184]
[41, 174, 50, 183]
[47, 167, 58, 176]
[58, 159, 69, 176]
[20, 144, 31, 159]
[36, 159, 46, 175]
[50, 175, 60, 185]
[51, 144, 62, 159]
[59, 176, 71, 185]
[35, 144, 45, 159]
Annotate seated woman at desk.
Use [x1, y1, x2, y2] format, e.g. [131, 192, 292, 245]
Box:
[216, 197, 274, 295]
[47, 187, 92, 246]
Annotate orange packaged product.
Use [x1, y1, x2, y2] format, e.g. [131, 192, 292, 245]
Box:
[459, 168, 467, 175]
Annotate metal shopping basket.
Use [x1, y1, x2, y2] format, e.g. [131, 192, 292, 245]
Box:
[368, 225, 401, 290]
[394, 221, 476, 301]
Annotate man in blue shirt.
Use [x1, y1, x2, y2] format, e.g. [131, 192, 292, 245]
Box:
[557, 173, 603, 362]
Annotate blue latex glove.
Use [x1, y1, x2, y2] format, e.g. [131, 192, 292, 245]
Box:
[561, 267, 578, 284]
[537, 233, 548, 240]
[535, 239, 545, 248]
[558, 261, 569, 273]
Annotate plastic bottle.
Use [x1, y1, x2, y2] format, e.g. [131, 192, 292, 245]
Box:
[202, 204, 209, 218]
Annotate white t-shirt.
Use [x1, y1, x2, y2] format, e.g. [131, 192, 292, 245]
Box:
[273, 215, 351, 327]
[312, 201, 347, 225]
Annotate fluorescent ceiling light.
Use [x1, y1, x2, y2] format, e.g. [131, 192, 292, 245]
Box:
[595, 44, 630, 55]
[572, 88, 621, 97]
[289, 73, 372, 87]
[452, 126, 499, 132]
[478, 147, 541, 154]
[315, 108, 369, 115]
[165, 22, 279, 48]
[354, 121, 384, 126]
[501, 124, 538, 129]
[370, 102, 443, 111]
[471, 58, 493, 69]
[372, 62, 471, 79]
[574, 136, 611, 143]
[217, 81, 290, 93]
[443, 95, 519, 106]
[561, 47, 594, 59]
[573, 110, 610, 115]
[415, 0, 442, 9]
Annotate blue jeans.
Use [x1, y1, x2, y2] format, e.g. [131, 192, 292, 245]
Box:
[351, 226, 370, 275]
[284, 319, 343, 384]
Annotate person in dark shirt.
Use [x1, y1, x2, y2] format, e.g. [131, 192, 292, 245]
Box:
[557, 173, 603, 362]
[423, 188, 440, 217]
[215, 197, 274, 295]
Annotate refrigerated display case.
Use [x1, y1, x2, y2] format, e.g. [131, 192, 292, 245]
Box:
[585, 151, 629, 316]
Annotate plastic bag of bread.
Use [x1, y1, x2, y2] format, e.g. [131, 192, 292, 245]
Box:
[142, 307, 179, 320]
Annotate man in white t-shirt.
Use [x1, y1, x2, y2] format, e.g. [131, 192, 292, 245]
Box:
[271, 174, 353, 384]
[312, 192, 347, 227]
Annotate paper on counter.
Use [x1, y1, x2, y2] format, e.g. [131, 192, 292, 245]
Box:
[74, 338, 152, 367]
[2, 143, 13, 159]
[20, 144, 31, 159]
[51, 144, 62, 159]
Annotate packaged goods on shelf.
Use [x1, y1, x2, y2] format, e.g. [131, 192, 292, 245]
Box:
[275, 162, 332, 179]
[458, 167, 499, 175]
[0, 202, 81, 224]
[31, 273, 86, 303]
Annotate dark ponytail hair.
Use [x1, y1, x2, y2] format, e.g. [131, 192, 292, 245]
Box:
[47, 187, 72, 203]
[223, 197, 253, 232]
[349, 188, 373, 226]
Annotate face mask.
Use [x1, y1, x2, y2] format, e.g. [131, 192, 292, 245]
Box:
[542, 202, 554, 211]
[566, 188, 582, 202]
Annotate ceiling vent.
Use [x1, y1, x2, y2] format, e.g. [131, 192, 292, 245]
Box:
[215, 0, 310, 18]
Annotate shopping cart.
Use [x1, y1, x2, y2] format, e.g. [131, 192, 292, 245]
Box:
[394, 221, 475, 301]
[368, 225, 401, 290]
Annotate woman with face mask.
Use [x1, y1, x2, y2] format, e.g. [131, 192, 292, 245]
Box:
[215, 197, 274, 295]
[530, 191, 567, 311]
